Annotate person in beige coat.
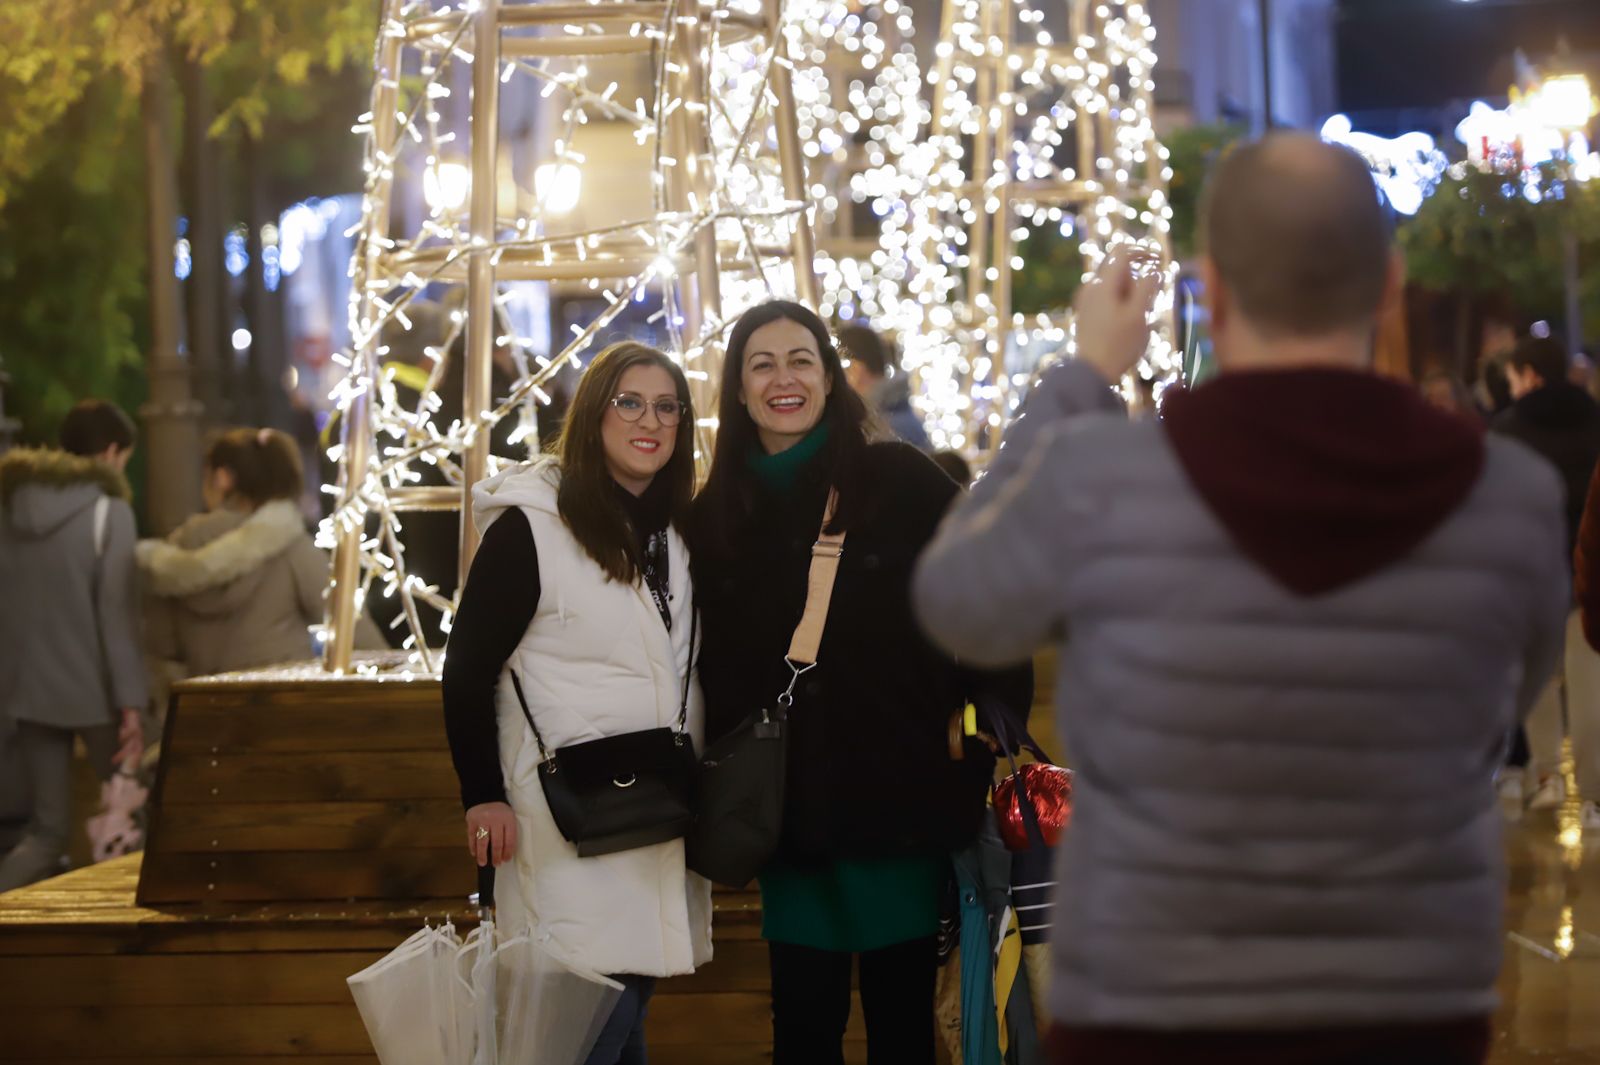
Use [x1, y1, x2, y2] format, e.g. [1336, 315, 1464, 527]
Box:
[139, 428, 382, 677]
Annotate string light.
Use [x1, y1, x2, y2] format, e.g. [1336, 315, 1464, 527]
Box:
[907, 0, 1178, 447]
[323, 0, 1178, 667]
[323, 0, 818, 668]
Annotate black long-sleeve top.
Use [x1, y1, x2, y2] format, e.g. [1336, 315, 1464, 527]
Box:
[441, 481, 672, 810]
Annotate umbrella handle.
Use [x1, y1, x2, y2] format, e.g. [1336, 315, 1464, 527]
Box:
[477, 844, 495, 912]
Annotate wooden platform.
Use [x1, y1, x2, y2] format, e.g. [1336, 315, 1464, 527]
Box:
[0, 661, 888, 1063]
[0, 853, 831, 1063]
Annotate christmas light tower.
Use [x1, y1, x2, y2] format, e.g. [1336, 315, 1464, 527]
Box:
[322, 0, 820, 672]
[914, 0, 1178, 451]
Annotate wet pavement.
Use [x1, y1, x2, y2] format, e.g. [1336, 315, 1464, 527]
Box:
[1494, 766, 1600, 1064]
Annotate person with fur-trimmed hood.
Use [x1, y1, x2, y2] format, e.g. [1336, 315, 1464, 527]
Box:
[0, 400, 148, 891]
[138, 427, 382, 678]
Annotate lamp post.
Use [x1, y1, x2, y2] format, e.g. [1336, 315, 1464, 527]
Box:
[1525, 72, 1597, 356]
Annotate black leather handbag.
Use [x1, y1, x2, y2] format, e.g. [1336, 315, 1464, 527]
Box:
[510, 612, 698, 858]
[686, 492, 842, 887]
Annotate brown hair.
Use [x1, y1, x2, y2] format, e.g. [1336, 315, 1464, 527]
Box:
[60, 399, 136, 457]
[556, 341, 695, 584]
[1202, 134, 1394, 338]
[205, 428, 304, 506]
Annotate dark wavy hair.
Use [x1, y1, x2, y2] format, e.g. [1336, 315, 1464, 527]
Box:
[695, 300, 870, 546]
[557, 341, 695, 584]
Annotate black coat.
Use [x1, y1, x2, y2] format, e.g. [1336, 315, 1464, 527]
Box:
[1492, 382, 1600, 568]
[689, 440, 1033, 865]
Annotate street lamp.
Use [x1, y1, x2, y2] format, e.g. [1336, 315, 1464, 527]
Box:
[1523, 71, 1597, 356]
[1528, 73, 1597, 133]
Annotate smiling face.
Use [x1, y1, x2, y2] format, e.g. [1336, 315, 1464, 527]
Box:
[601, 363, 681, 495]
[740, 317, 833, 454]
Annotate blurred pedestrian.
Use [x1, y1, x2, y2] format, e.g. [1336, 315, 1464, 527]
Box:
[690, 300, 1031, 1065]
[1419, 369, 1480, 422]
[931, 449, 973, 489]
[839, 322, 931, 450]
[915, 135, 1567, 1064]
[0, 400, 147, 890]
[1490, 336, 1600, 817]
[138, 427, 381, 676]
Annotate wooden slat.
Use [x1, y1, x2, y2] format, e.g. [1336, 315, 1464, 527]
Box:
[650, 1049, 866, 1065]
[152, 801, 462, 852]
[138, 848, 472, 904]
[646, 990, 866, 1045]
[170, 700, 446, 755]
[0, 952, 383, 1006]
[157, 750, 459, 803]
[0, 1005, 373, 1056]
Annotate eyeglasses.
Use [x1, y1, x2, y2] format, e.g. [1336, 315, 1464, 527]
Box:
[611, 393, 685, 426]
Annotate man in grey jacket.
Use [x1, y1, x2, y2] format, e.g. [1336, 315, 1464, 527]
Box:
[914, 135, 1568, 1062]
[0, 400, 147, 891]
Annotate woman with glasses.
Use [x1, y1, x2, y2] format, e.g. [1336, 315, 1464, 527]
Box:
[442, 342, 710, 1065]
[689, 301, 1032, 1065]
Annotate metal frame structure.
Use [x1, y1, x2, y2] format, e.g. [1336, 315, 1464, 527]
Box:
[919, 0, 1177, 446]
[324, 0, 819, 673]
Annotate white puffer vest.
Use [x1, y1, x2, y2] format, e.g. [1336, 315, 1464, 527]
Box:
[471, 460, 712, 977]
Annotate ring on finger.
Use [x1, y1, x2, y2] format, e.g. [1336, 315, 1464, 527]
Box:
[475, 826, 490, 840]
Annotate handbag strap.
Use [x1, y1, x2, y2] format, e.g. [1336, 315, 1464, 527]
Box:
[674, 605, 698, 733]
[785, 489, 844, 667]
[509, 595, 700, 764]
[509, 671, 549, 763]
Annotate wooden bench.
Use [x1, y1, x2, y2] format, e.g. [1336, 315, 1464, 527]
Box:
[0, 662, 884, 1063]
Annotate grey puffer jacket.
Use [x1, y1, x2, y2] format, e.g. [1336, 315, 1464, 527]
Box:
[914, 359, 1568, 1031]
[0, 448, 149, 731]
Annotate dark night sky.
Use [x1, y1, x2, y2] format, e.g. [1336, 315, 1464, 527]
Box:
[1338, 0, 1600, 119]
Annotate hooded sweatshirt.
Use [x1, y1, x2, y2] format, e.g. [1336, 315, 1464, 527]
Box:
[0, 448, 148, 731]
[139, 500, 346, 675]
[914, 358, 1568, 1032]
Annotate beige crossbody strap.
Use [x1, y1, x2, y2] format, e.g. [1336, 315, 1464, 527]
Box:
[785, 489, 844, 667]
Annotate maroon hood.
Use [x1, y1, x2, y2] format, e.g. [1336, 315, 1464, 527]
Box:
[1160, 368, 1486, 597]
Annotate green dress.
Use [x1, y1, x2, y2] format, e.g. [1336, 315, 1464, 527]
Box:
[747, 426, 946, 953]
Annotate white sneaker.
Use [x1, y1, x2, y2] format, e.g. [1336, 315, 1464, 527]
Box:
[1582, 801, 1600, 831]
[1528, 775, 1568, 811]
[1496, 770, 1525, 804]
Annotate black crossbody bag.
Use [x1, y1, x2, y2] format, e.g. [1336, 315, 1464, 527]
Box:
[510, 609, 698, 858]
[686, 491, 843, 886]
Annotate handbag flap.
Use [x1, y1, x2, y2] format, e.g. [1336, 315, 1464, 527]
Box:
[549, 727, 692, 790]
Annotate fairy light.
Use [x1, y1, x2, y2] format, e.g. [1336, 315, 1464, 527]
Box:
[324, 0, 819, 669]
[906, 0, 1178, 448]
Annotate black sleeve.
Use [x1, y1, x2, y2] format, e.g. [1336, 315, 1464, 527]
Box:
[441, 507, 540, 810]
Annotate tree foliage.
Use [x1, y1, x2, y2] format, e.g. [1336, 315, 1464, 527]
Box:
[1401, 165, 1600, 343]
[0, 0, 377, 443]
[0, 81, 149, 447]
[0, 1, 378, 190]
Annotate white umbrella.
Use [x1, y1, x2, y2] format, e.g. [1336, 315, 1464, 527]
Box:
[348, 922, 473, 1065]
[349, 857, 622, 1065]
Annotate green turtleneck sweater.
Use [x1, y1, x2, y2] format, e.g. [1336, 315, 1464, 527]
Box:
[746, 423, 946, 953]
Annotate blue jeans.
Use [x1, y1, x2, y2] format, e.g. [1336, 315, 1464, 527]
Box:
[583, 974, 656, 1065]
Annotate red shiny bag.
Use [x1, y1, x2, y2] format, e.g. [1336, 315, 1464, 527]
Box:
[994, 761, 1072, 852]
